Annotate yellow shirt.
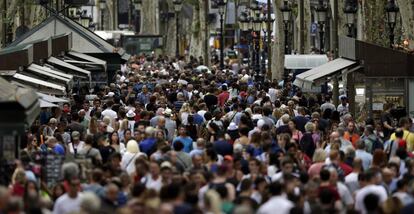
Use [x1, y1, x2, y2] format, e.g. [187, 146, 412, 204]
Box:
[390, 130, 414, 152]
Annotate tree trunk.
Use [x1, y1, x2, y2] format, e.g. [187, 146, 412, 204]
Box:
[396, 0, 414, 49]
[141, 0, 159, 35]
[271, 0, 285, 81]
[200, 0, 209, 65]
[164, 0, 177, 56]
[360, 0, 388, 46]
[188, 2, 203, 58]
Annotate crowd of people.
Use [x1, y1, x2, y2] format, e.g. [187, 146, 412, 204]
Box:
[1, 54, 414, 214]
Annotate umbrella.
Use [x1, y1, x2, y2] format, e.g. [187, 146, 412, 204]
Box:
[37, 93, 68, 103]
[39, 99, 58, 108]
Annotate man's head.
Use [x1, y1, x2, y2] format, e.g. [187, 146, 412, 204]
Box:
[105, 183, 119, 202]
[158, 116, 166, 128]
[178, 126, 187, 136]
[281, 157, 294, 174]
[46, 137, 57, 148]
[68, 178, 81, 198]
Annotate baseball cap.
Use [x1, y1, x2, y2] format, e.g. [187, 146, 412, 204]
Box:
[71, 131, 80, 141]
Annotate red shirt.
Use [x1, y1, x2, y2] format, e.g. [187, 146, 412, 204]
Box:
[218, 91, 230, 107]
[339, 163, 353, 176]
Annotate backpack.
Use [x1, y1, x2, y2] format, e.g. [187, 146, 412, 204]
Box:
[369, 137, 384, 153]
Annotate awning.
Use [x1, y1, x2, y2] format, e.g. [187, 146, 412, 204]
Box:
[67, 51, 107, 68]
[39, 99, 58, 108]
[27, 64, 72, 86]
[35, 64, 74, 80]
[37, 92, 69, 103]
[294, 58, 356, 90]
[285, 55, 329, 70]
[47, 57, 91, 79]
[12, 73, 66, 95]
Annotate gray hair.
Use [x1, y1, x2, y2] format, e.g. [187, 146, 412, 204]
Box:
[61, 162, 79, 180]
[80, 192, 101, 213]
[305, 122, 315, 133]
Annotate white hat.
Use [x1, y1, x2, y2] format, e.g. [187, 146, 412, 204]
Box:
[161, 161, 173, 169]
[126, 110, 136, 118]
[228, 122, 238, 131]
[163, 108, 173, 116]
[107, 92, 115, 97]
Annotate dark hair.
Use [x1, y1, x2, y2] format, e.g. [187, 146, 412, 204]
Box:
[268, 181, 283, 196]
[319, 169, 330, 181]
[363, 193, 380, 212]
[173, 141, 184, 151]
[109, 131, 119, 145]
[395, 128, 404, 138]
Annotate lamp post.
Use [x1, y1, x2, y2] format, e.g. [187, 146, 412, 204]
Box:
[261, 11, 273, 78]
[133, 0, 142, 33]
[173, 0, 182, 58]
[99, 0, 106, 30]
[217, 0, 227, 70]
[385, 0, 399, 48]
[280, 0, 291, 54]
[344, 0, 357, 38]
[250, 1, 262, 83]
[315, 0, 327, 53]
[238, 11, 251, 66]
[80, 10, 92, 29]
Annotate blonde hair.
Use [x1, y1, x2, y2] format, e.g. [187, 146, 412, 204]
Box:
[312, 149, 327, 163]
[89, 117, 98, 134]
[126, 140, 140, 153]
[119, 119, 128, 131]
[12, 168, 26, 185]
[180, 103, 191, 113]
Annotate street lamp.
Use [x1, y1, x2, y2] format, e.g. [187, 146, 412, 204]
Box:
[344, 0, 357, 38]
[280, 0, 292, 54]
[80, 10, 91, 28]
[315, 0, 327, 53]
[173, 0, 182, 58]
[217, 0, 227, 70]
[99, 0, 106, 30]
[385, 0, 399, 48]
[250, 1, 262, 82]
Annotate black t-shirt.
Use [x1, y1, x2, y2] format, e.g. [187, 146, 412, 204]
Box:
[381, 112, 393, 138]
[204, 94, 218, 110]
[99, 145, 115, 164]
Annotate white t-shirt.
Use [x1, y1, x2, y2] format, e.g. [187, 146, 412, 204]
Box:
[101, 108, 118, 126]
[68, 141, 85, 154]
[337, 182, 354, 206]
[345, 172, 359, 193]
[53, 193, 82, 214]
[146, 175, 162, 192]
[354, 184, 388, 213]
[257, 196, 294, 214]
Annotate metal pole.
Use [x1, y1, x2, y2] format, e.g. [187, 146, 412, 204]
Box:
[262, 30, 266, 78]
[299, 0, 305, 54]
[389, 25, 395, 48]
[220, 13, 225, 70]
[266, 0, 272, 79]
[332, 0, 339, 58]
[347, 24, 353, 37]
[176, 12, 180, 57]
[101, 9, 104, 30]
[256, 32, 261, 82]
[284, 23, 289, 54]
[319, 26, 324, 53]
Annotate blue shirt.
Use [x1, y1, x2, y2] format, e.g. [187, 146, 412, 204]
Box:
[54, 144, 65, 155]
[355, 149, 373, 170]
[136, 92, 150, 105]
[213, 140, 233, 156]
[173, 136, 193, 153]
[140, 138, 157, 155]
[193, 114, 204, 125]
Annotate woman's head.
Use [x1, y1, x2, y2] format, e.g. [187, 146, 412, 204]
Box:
[109, 132, 119, 144]
[288, 120, 297, 130]
[312, 149, 327, 163]
[126, 140, 140, 153]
